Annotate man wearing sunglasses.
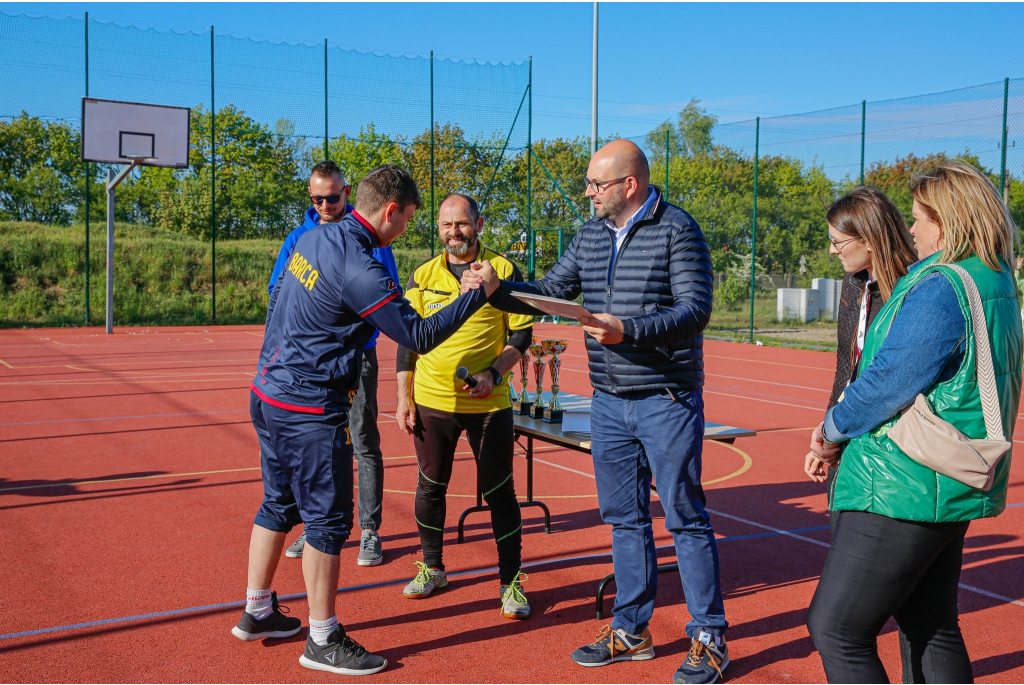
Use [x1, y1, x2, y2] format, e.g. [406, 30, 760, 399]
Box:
[268, 160, 401, 568]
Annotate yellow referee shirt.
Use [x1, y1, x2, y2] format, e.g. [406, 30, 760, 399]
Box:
[405, 247, 533, 413]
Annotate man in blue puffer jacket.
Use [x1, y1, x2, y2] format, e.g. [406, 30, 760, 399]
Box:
[468, 140, 725, 684]
[268, 161, 400, 568]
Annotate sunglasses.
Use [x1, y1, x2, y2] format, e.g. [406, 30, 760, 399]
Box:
[310, 191, 347, 206]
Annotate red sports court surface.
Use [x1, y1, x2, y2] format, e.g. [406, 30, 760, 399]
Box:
[1, 324, 1021, 683]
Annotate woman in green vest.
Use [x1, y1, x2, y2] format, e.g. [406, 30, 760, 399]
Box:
[805, 162, 1021, 683]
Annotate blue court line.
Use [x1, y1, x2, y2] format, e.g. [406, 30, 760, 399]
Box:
[0, 524, 831, 643]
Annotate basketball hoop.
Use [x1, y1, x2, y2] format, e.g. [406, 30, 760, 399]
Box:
[81, 98, 191, 333]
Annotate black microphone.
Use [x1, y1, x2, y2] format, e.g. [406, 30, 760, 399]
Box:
[455, 366, 478, 388]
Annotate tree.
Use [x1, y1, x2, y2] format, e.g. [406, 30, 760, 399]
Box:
[645, 100, 717, 160]
[0, 113, 83, 224]
[158, 105, 307, 240]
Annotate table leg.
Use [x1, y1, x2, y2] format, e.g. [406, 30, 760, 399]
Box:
[457, 430, 551, 542]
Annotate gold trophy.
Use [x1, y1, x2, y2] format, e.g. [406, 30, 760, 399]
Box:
[528, 340, 548, 419]
[511, 346, 532, 415]
[542, 339, 568, 423]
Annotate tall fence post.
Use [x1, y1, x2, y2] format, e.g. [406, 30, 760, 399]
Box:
[324, 39, 329, 161]
[429, 51, 435, 257]
[860, 100, 866, 186]
[527, 57, 534, 281]
[210, 26, 217, 323]
[664, 128, 670, 199]
[84, 11, 90, 326]
[1001, 77, 1009, 197]
[749, 117, 759, 343]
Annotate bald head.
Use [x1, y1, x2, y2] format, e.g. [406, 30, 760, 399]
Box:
[586, 139, 651, 226]
[590, 139, 651, 186]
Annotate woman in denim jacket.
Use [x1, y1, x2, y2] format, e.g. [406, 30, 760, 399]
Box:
[807, 162, 1021, 683]
[804, 187, 918, 516]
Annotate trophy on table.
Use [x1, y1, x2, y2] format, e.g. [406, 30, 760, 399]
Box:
[541, 339, 568, 423]
[511, 346, 533, 415]
[528, 340, 548, 419]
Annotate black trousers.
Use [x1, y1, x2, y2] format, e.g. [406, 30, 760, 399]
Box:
[412, 404, 522, 585]
[808, 510, 972, 684]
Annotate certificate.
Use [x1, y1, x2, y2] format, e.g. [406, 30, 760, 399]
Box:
[511, 292, 591, 320]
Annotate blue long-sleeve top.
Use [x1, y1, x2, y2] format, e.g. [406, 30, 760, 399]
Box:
[268, 206, 400, 350]
[822, 263, 968, 443]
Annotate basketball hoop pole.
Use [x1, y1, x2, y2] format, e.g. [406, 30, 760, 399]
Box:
[105, 159, 142, 334]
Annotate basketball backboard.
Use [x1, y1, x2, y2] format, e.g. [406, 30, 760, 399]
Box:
[81, 98, 190, 168]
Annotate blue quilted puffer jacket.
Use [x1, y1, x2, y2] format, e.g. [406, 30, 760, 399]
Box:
[491, 186, 714, 394]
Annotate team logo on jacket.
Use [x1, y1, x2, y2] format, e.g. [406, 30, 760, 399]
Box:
[386, 279, 397, 291]
[288, 251, 319, 291]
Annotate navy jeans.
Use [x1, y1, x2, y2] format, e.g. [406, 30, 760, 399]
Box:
[591, 387, 727, 638]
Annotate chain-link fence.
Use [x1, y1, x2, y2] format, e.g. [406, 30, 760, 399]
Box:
[0, 10, 534, 326]
[627, 79, 1024, 349]
[3, 10, 1022, 340]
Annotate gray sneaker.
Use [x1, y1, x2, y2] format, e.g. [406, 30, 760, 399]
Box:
[403, 561, 448, 599]
[285, 532, 306, 559]
[499, 571, 530, 620]
[357, 530, 383, 567]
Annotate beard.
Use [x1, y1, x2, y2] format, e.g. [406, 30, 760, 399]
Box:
[594, 190, 626, 221]
[319, 205, 346, 223]
[444, 231, 478, 257]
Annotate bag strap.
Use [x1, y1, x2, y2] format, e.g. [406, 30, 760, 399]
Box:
[942, 264, 1006, 441]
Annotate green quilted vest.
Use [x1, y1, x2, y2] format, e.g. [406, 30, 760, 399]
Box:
[831, 253, 1022, 522]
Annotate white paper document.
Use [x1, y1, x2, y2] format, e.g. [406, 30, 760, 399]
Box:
[510, 292, 591, 320]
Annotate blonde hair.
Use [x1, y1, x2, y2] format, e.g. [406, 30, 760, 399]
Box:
[911, 161, 1018, 271]
[827, 186, 918, 301]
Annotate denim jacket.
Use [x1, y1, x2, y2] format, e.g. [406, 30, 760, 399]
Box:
[823, 258, 967, 442]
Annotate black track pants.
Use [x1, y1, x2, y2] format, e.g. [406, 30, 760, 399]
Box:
[412, 404, 522, 585]
[808, 510, 972, 684]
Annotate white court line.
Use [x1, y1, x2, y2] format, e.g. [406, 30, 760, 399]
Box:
[531, 451, 1024, 609]
[712, 374, 830, 393]
[704, 389, 823, 412]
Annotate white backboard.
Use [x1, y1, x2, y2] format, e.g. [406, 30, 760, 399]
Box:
[81, 98, 190, 168]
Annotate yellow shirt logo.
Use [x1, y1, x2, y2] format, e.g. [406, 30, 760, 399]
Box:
[288, 251, 320, 291]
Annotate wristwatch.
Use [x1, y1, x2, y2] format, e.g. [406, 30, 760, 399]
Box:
[485, 366, 503, 386]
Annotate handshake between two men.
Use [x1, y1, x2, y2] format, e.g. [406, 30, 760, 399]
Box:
[459, 261, 627, 345]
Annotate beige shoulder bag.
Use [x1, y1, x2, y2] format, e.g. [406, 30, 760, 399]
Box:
[887, 265, 1010, 491]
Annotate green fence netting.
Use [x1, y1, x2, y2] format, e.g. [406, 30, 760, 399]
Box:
[619, 79, 1024, 349]
[0, 11, 531, 326]
[3, 9, 1023, 340]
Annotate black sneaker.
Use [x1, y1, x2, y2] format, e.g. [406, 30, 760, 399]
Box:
[570, 624, 654, 667]
[673, 633, 729, 684]
[231, 591, 302, 641]
[299, 626, 388, 676]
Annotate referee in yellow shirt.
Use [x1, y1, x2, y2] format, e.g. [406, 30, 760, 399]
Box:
[395, 193, 534, 619]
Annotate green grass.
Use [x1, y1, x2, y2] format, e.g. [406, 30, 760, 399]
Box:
[0, 222, 429, 328]
[708, 295, 839, 350]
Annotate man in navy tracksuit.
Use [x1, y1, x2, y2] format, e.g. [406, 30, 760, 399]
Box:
[232, 165, 499, 675]
[269, 161, 399, 567]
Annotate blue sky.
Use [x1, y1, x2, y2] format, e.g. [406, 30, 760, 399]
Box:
[3, 2, 1023, 142]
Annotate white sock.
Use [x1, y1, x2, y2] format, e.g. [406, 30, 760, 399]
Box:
[309, 615, 338, 646]
[246, 588, 273, 620]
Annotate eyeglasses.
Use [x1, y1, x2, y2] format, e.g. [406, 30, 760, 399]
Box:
[310, 190, 348, 206]
[829, 234, 860, 251]
[583, 176, 629, 193]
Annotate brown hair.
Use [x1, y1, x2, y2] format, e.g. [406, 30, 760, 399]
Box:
[310, 160, 344, 182]
[910, 161, 1017, 271]
[826, 186, 918, 301]
[354, 164, 423, 215]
